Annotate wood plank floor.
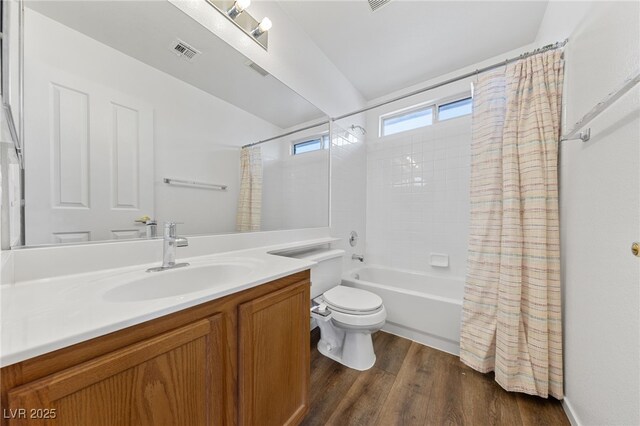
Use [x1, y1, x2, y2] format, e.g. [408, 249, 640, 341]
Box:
[302, 330, 569, 426]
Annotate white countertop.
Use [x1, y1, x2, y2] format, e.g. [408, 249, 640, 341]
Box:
[0, 238, 335, 367]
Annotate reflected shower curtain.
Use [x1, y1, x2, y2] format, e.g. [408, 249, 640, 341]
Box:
[236, 146, 262, 232]
[460, 49, 564, 399]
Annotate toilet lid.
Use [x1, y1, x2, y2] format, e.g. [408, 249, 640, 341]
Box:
[323, 286, 383, 313]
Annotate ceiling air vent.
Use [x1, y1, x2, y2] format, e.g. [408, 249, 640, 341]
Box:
[246, 61, 270, 77]
[367, 0, 391, 12]
[169, 39, 201, 62]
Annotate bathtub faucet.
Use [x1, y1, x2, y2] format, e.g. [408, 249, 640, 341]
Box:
[352, 254, 364, 262]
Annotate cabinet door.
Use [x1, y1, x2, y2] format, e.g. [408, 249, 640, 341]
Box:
[7, 315, 225, 426]
[238, 281, 310, 426]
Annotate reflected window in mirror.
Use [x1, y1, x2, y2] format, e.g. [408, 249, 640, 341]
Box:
[292, 134, 329, 155]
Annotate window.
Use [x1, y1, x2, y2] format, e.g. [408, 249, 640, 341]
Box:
[438, 97, 472, 121]
[378, 95, 473, 137]
[292, 134, 329, 155]
[381, 106, 433, 136]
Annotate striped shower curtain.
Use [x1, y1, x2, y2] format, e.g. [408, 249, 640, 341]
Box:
[236, 146, 262, 232]
[460, 49, 564, 399]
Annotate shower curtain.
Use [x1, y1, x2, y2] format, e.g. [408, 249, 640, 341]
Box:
[460, 49, 564, 399]
[236, 146, 262, 232]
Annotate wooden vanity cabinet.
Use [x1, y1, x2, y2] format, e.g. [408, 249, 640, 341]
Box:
[7, 316, 225, 426]
[0, 271, 310, 426]
[238, 280, 310, 426]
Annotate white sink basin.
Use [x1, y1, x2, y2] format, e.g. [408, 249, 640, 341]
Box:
[103, 259, 259, 302]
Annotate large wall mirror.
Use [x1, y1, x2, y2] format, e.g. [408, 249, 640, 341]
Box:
[10, 0, 329, 246]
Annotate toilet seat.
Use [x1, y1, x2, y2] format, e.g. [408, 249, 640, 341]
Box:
[322, 286, 383, 313]
[331, 305, 387, 328]
[315, 286, 386, 328]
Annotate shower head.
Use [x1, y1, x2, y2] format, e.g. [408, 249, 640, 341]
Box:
[349, 125, 367, 135]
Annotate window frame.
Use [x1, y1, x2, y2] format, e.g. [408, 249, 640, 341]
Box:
[378, 93, 472, 138]
[379, 103, 434, 137]
[290, 133, 330, 156]
[436, 95, 473, 122]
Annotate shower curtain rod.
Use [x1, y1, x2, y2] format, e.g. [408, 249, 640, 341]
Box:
[242, 120, 330, 148]
[243, 39, 568, 149]
[332, 39, 568, 121]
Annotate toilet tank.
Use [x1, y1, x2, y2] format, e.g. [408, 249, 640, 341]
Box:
[282, 248, 345, 298]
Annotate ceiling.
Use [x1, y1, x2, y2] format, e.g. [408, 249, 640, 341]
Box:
[26, 1, 324, 129]
[279, 0, 549, 100]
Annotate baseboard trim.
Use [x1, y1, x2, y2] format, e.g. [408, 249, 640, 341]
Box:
[562, 397, 581, 426]
[382, 321, 460, 356]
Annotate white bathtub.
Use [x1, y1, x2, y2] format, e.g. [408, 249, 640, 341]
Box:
[342, 265, 464, 355]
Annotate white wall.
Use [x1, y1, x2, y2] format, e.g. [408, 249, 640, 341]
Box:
[364, 81, 471, 278]
[537, 2, 640, 425]
[24, 9, 281, 239]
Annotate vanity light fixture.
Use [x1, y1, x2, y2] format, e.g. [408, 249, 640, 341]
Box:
[206, 0, 271, 50]
[251, 17, 272, 38]
[227, 0, 250, 20]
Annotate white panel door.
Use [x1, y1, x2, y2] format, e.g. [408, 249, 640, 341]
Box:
[24, 64, 154, 245]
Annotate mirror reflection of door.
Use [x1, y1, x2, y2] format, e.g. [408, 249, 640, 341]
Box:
[25, 65, 154, 245]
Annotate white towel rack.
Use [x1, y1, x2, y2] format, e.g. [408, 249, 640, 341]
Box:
[163, 178, 227, 191]
[561, 71, 640, 142]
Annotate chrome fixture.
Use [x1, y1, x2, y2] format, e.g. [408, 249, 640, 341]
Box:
[164, 177, 227, 191]
[561, 71, 640, 143]
[146, 220, 158, 238]
[349, 125, 367, 135]
[349, 231, 359, 247]
[206, 0, 271, 50]
[227, 0, 250, 19]
[352, 254, 364, 262]
[147, 222, 189, 272]
[135, 215, 158, 238]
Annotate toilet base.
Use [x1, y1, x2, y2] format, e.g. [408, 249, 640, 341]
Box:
[314, 318, 377, 371]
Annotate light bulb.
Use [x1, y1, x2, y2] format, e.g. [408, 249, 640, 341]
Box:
[235, 0, 250, 12]
[257, 17, 272, 32]
[252, 17, 272, 38]
[227, 0, 250, 19]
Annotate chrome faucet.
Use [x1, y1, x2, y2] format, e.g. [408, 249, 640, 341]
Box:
[352, 254, 364, 262]
[147, 222, 189, 272]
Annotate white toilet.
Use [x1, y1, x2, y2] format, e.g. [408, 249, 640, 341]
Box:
[288, 247, 386, 371]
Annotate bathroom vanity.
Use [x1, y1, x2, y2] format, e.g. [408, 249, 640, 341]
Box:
[0, 269, 311, 426]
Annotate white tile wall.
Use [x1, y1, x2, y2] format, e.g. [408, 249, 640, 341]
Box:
[330, 123, 367, 271]
[261, 147, 285, 231]
[280, 150, 329, 229]
[366, 116, 471, 278]
[261, 132, 329, 232]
